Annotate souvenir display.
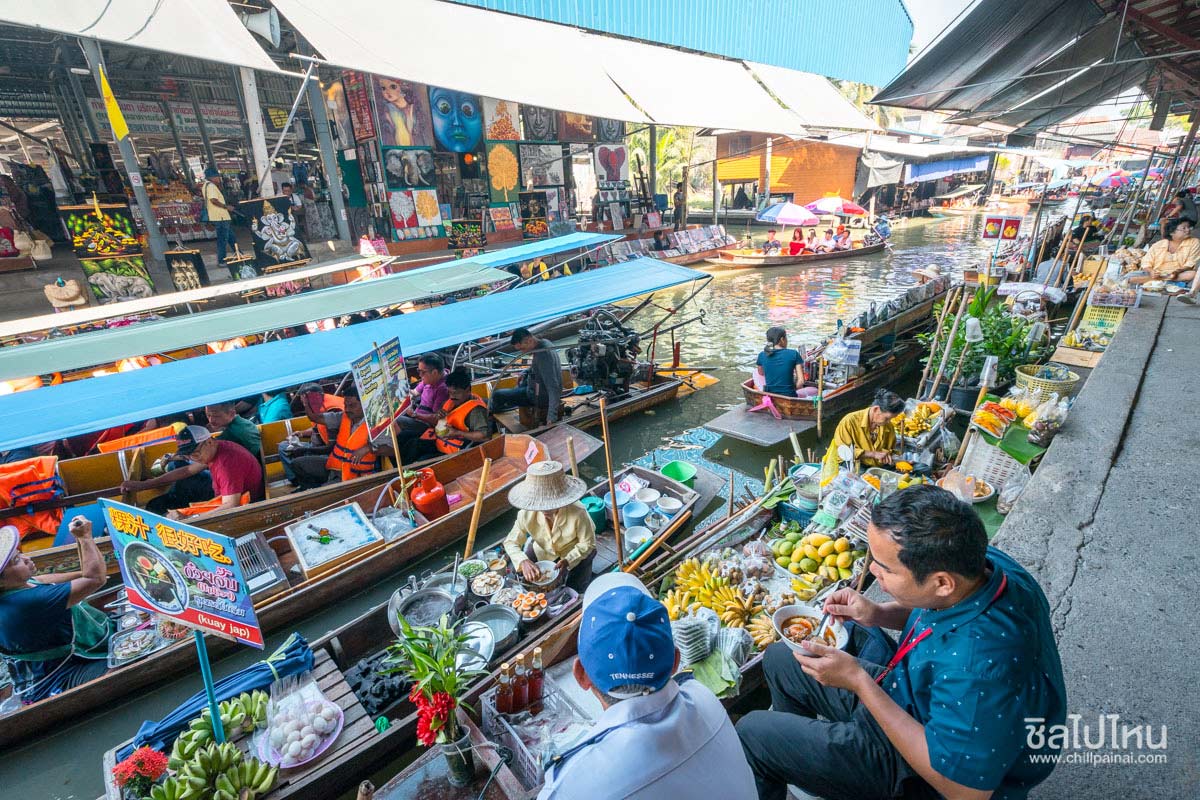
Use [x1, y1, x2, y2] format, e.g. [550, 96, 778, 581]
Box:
[383, 147, 436, 189]
[374, 76, 433, 147]
[239, 197, 310, 270]
[428, 86, 483, 153]
[80, 256, 155, 303]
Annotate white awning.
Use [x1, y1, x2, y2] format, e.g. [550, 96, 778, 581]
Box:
[272, 0, 650, 122]
[591, 39, 807, 135]
[746, 62, 882, 132]
[0, 0, 283, 73]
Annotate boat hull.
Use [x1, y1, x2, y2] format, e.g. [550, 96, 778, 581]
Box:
[713, 241, 885, 269]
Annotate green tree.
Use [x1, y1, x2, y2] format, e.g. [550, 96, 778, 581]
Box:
[628, 125, 712, 194]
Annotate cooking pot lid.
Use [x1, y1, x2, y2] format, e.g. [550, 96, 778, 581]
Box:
[456, 621, 495, 670]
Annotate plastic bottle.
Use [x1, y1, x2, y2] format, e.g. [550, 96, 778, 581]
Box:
[527, 647, 545, 714]
[512, 654, 529, 712]
[409, 467, 450, 519]
[495, 662, 514, 714]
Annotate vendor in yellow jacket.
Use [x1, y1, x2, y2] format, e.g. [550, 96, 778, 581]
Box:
[822, 389, 905, 474]
[503, 461, 596, 593]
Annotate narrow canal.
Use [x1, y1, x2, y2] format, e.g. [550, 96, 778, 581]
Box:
[3, 211, 1043, 799]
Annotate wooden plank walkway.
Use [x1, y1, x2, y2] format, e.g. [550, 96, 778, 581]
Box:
[704, 405, 816, 446]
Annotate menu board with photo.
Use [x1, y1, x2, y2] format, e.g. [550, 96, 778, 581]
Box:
[342, 71, 377, 143]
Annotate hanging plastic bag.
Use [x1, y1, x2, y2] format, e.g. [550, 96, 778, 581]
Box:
[1028, 397, 1070, 447]
[996, 467, 1031, 514]
[939, 428, 961, 463]
[1023, 392, 1059, 427]
[938, 469, 975, 504]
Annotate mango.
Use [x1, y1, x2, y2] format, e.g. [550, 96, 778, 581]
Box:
[775, 556, 790, 568]
[823, 552, 839, 567]
[778, 540, 795, 557]
[788, 563, 802, 574]
[785, 531, 802, 543]
[799, 557, 819, 573]
[834, 537, 851, 553]
[803, 544, 821, 561]
[838, 567, 855, 580]
[836, 551, 854, 569]
[817, 541, 836, 558]
[809, 533, 832, 547]
[791, 548, 806, 564]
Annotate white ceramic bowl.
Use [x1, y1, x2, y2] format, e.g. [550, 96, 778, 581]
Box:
[771, 604, 848, 654]
[656, 496, 683, 518]
[622, 525, 653, 557]
[635, 488, 662, 506]
[529, 560, 560, 586]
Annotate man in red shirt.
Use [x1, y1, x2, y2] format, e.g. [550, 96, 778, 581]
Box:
[167, 426, 264, 520]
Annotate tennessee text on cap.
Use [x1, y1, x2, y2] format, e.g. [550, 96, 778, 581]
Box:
[175, 424, 213, 456]
[578, 572, 674, 698]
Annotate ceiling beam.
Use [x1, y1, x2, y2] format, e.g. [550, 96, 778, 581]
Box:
[1126, 6, 1200, 51]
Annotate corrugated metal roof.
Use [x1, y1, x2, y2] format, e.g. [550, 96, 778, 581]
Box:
[448, 0, 912, 86]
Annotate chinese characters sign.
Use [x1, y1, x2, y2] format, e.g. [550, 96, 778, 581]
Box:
[351, 338, 406, 440]
[982, 216, 1022, 240]
[99, 499, 263, 648]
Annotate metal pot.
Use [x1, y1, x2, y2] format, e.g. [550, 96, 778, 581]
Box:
[420, 569, 468, 597]
[465, 602, 521, 653]
[388, 584, 467, 636]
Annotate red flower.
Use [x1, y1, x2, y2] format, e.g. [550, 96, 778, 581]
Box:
[112, 746, 168, 787]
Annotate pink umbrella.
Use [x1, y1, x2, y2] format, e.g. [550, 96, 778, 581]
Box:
[805, 195, 867, 215]
[1090, 169, 1130, 188]
[755, 201, 821, 226]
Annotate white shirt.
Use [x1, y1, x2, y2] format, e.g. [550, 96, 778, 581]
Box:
[538, 680, 757, 800]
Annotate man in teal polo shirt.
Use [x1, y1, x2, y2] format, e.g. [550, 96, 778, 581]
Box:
[738, 485, 1066, 799]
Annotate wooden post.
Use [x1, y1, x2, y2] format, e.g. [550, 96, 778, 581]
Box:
[917, 286, 958, 394]
[356, 781, 375, 800]
[727, 471, 736, 517]
[463, 457, 492, 559]
[927, 291, 971, 400]
[1040, 229, 1071, 289]
[946, 343, 974, 397]
[816, 358, 826, 438]
[1065, 271, 1099, 335]
[1060, 227, 1090, 290]
[566, 436, 579, 478]
[855, 551, 873, 593]
[598, 398, 623, 567]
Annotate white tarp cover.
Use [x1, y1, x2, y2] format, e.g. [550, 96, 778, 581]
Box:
[591, 39, 806, 135]
[272, 0, 650, 122]
[0, 0, 283, 72]
[747, 62, 881, 132]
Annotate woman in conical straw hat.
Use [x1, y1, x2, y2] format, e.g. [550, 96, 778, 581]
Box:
[503, 461, 597, 592]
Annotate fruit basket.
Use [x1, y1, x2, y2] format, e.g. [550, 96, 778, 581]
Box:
[1014, 363, 1079, 397]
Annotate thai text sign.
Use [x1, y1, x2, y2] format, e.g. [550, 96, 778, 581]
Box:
[99, 499, 263, 648]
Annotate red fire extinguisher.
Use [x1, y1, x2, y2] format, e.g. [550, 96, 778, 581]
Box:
[409, 468, 449, 520]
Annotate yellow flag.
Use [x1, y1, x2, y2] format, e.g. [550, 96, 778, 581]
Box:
[98, 64, 129, 141]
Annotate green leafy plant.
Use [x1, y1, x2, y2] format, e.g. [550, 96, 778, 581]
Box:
[918, 288, 1049, 388]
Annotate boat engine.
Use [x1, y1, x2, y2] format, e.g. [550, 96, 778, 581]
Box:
[566, 312, 643, 395]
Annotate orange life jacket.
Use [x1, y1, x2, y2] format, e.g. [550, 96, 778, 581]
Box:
[177, 492, 251, 518]
[325, 415, 378, 480]
[0, 456, 64, 538]
[421, 397, 488, 454]
[96, 423, 185, 453]
[312, 394, 345, 443]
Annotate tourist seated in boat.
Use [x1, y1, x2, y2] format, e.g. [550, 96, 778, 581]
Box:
[0, 519, 111, 704]
[393, 353, 448, 454]
[539, 572, 756, 800]
[788, 229, 808, 256]
[255, 388, 294, 424]
[822, 388, 905, 473]
[652, 230, 669, 251]
[503, 461, 596, 593]
[736, 486, 1066, 800]
[278, 383, 343, 487]
[762, 229, 782, 254]
[165, 425, 265, 519]
[834, 225, 852, 250]
[490, 327, 563, 427]
[287, 384, 379, 488]
[814, 229, 837, 253]
[806, 229, 817, 250]
[755, 327, 803, 397]
[1126, 219, 1200, 286]
[402, 369, 491, 462]
[203, 402, 262, 461]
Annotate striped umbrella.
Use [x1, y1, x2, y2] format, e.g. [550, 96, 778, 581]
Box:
[755, 202, 821, 227]
[1090, 169, 1130, 188]
[805, 195, 867, 215]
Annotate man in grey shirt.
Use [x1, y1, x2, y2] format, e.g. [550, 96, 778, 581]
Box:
[490, 328, 563, 426]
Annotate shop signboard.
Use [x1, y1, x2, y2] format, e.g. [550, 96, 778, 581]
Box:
[342, 71, 377, 143]
[350, 337, 406, 440]
[982, 216, 1022, 240]
[99, 499, 264, 648]
[88, 98, 248, 140]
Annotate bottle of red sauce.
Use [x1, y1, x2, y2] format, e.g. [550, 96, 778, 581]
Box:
[527, 646, 545, 714]
[512, 653, 529, 712]
[496, 662, 514, 714]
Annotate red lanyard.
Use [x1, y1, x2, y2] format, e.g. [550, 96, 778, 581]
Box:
[874, 572, 1008, 686]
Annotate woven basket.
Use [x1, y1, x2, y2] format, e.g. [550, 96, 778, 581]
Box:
[959, 436, 1025, 493]
[1015, 363, 1080, 396]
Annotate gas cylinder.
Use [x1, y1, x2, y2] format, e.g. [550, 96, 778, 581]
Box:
[409, 468, 449, 520]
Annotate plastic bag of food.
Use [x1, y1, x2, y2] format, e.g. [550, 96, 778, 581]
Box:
[938, 469, 975, 504]
[999, 386, 1026, 415]
[1028, 397, 1070, 447]
[741, 555, 773, 580]
[1023, 392, 1059, 427]
[995, 468, 1031, 515]
[939, 428, 961, 462]
[742, 539, 772, 560]
[260, 672, 343, 768]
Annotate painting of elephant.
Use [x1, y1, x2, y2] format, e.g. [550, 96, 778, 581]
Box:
[80, 256, 156, 303]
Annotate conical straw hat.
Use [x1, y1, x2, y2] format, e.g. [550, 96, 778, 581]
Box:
[508, 460, 588, 511]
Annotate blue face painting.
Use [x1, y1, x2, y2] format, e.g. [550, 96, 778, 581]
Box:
[428, 87, 482, 153]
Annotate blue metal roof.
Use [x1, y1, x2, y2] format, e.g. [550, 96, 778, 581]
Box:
[448, 0, 912, 86]
[0, 258, 709, 450]
[468, 231, 621, 267]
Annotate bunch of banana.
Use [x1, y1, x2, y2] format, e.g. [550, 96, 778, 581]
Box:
[674, 558, 729, 608]
[169, 728, 207, 771]
[213, 757, 278, 800]
[149, 776, 203, 800]
[235, 689, 270, 731]
[662, 588, 695, 621]
[713, 585, 761, 628]
[675, 558, 703, 588]
[215, 699, 248, 735]
[180, 741, 243, 793]
[746, 614, 777, 649]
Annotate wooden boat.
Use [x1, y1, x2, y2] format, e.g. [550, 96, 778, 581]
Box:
[661, 244, 735, 266]
[98, 462, 713, 800]
[4, 433, 614, 750]
[712, 241, 885, 269]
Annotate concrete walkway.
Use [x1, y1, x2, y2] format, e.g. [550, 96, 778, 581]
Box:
[994, 295, 1199, 798]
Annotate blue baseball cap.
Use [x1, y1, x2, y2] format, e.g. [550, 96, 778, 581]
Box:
[578, 573, 675, 697]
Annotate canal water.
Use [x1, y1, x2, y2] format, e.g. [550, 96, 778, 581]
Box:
[3, 212, 1036, 799]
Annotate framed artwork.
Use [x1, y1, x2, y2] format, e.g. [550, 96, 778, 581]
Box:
[482, 98, 521, 140]
[60, 202, 142, 258]
[595, 118, 625, 142]
[544, 187, 562, 222]
[164, 249, 210, 291]
[447, 220, 485, 249]
[488, 205, 516, 231]
[240, 197, 311, 269]
[518, 143, 564, 188]
[520, 190, 549, 239]
[341, 71, 377, 142]
[428, 86, 483, 153]
[558, 112, 594, 142]
[520, 104, 558, 141]
[388, 189, 417, 229]
[412, 189, 444, 228]
[80, 256, 155, 303]
[594, 144, 630, 184]
[374, 76, 433, 147]
[383, 146, 436, 189]
[486, 141, 521, 204]
[323, 79, 355, 146]
[608, 203, 625, 230]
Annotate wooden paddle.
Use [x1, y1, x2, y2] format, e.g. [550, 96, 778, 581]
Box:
[598, 397, 623, 568]
[462, 457, 492, 559]
[566, 436, 579, 478]
[816, 358, 826, 439]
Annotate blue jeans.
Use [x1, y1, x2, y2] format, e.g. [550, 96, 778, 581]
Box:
[213, 220, 235, 263]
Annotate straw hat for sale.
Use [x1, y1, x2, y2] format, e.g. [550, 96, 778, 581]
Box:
[0, 525, 19, 574]
[508, 460, 588, 511]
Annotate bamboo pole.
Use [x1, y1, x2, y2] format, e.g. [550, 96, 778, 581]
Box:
[945, 344, 973, 398]
[917, 285, 959, 394]
[727, 471, 735, 517]
[815, 359, 826, 439]
[566, 436, 579, 478]
[927, 291, 971, 400]
[1065, 271, 1099, 336]
[598, 398, 623, 568]
[1059, 227, 1090, 290]
[1040, 226, 1071, 289]
[462, 457, 492, 559]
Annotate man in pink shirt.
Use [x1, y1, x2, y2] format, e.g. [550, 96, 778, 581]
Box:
[392, 354, 449, 455]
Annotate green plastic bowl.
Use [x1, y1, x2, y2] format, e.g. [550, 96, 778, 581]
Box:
[661, 460, 697, 488]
